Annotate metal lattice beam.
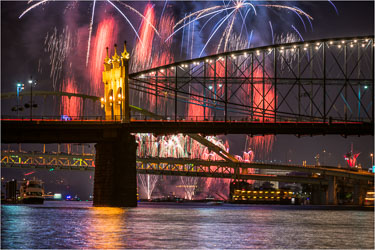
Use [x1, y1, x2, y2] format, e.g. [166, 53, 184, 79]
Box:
[2, 151, 373, 181]
[129, 36, 374, 124]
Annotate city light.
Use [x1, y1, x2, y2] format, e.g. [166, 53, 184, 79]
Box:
[53, 193, 62, 199]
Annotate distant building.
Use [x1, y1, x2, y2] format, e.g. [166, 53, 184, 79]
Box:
[6, 180, 17, 201]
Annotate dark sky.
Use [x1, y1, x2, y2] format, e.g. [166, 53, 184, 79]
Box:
[1, 1, 374, 197]
[1, 1, 374, 93]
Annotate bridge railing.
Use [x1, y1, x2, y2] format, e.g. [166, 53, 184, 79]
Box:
[0, 115, 120, 123]
[1, 114, 371, 123]
[129, 115, 370, 123]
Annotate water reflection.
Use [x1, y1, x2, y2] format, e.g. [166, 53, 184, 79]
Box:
[86, 207, 128, 249]
[1, 202, 374, 249]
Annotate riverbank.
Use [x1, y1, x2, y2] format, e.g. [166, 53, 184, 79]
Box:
[138, 201, 374, 211]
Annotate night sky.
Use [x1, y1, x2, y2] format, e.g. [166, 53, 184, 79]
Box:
[1, 1, 374, 199]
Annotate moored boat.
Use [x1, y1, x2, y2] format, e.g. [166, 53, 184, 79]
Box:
[19, 179, 45, 204]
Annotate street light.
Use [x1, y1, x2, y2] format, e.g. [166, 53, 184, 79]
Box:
[371, 153, 374, 167]
[12, 82, 24, 117]
[26, 76, 37, 120]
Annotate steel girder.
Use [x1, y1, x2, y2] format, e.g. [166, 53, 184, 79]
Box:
[1, 152, 95, 169]
[129, 36, 374, 124]
[2, 151, 373, 181]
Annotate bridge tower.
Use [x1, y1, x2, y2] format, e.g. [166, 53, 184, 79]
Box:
[93, 42, 137, 207]
[102, 42, 130, 122]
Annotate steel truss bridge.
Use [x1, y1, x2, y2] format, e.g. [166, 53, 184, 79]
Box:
[2, 151, 373, 184]
[1, 36, 374, 136]
[129, 36, 374, 125]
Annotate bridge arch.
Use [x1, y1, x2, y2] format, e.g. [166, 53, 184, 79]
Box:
[1, 91, 101, 119]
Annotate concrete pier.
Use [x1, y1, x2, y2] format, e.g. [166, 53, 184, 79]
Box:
[327, 176, 338, 205]
[93, 133, 137, 207]
[311, 184, 327, 205]
[353, 180, 367, 206]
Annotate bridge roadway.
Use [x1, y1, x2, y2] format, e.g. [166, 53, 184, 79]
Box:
[1, 119, 372, 143]
[2, 151, 373, 183]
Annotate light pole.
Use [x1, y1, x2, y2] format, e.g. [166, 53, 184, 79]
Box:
[28, 77, 37, 120]
[16, 82, 24, 117]
[371, 153, 374, 167]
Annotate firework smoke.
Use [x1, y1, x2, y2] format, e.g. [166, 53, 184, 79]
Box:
[60, 77, 82, 117]
[89, 17, 118, 97]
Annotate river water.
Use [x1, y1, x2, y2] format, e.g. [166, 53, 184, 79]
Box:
[1, 201, 374, 249]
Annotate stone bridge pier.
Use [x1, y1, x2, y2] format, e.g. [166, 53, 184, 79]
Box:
[93, 132, 137, 207]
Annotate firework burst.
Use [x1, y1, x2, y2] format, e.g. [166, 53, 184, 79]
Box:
[44, 26, 73, 90]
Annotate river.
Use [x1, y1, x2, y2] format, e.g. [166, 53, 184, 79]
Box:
[1, 201, 374, 249]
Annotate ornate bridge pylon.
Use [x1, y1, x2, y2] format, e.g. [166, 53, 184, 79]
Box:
[101, 42, 130, 122]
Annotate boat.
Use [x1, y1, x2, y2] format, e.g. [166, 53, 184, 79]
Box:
[65, 195, 81, 201]
[229, 181, 300, 205]
[207, 201, 224, 205]
[19, 178, 45, 204]
[205, 196, 224, 205]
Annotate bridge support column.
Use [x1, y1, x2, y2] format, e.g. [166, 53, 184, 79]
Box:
[353, 180, 367, 206]
[93, 133, 137, 207]
[311, 184, 327, 205]
[327, 176, 337, 205]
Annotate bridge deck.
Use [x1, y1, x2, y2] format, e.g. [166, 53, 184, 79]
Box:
[1, 120, 372, 144]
